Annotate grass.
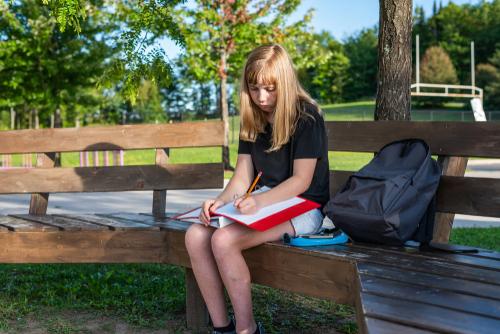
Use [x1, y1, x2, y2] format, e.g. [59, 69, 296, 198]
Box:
[0, 263, 357, 333]
[450, 228, 500, 251]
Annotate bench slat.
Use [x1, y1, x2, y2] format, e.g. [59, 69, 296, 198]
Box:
[140, 213, 195, 232]
[0, 163, 223, 194]
[349, 243, 500, 271]
[327, 121, 500, 158]
[359, 274, 500, 319]
[96, 213, 160, 230]
[0, 230, 167, 263]
[437, 175, 500, 217]
[0, 122, 224, 154]
[358, 262, 499, 301]
[0, 218, 12, 232]
[360, 293, 500, 334]
[100, 213, 192, 231]
[364, 317, 436, 334]
[54, 214, 155, 231]
[10, 214, 108, 231]
[312, 245, 500, 286]
[0, 216, 59, 231]
[330, 171, 500, 218]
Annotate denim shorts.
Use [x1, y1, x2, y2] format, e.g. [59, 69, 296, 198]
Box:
[290, 209, 324, 236]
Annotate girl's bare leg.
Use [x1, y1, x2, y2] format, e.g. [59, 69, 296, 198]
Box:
[211, 222, 295, 334]
[185, 224, 230, 328]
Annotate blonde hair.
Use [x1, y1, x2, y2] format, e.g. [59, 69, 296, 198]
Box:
[239, 44, 318, 152]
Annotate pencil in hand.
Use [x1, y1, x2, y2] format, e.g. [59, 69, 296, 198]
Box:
[235, 171, 262, 210]
[244, 171, 262, 200]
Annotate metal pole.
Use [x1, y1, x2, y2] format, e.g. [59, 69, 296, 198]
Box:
[416, 34, 420, 93]
[10, 108, 15, 130]
[471, 41, 475, 95]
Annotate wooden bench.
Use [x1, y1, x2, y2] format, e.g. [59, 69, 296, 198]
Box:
[0, 121, 499, 333]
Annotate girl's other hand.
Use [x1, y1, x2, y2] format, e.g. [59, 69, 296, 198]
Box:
[234, 195, 260, 215]
[200, 199, 224, 226]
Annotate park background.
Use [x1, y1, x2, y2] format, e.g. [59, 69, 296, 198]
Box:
[0, 0, 499, 333]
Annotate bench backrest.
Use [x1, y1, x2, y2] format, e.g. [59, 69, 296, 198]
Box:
[326, 121, 500, 243]
[0, 121, 225, 216]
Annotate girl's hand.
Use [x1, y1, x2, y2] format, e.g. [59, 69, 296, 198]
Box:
[234, 195, 261, 215]
[200, 199, 224, 226]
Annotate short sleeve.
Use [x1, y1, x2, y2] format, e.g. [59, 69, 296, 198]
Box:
[293, 110, 326, 160]
[238, 138, 252, 154]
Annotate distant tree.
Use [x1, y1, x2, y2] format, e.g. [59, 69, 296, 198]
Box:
[477, 50, 500, 109]
[298, 31, 349, 104]
[0, 0, 118, 129]
[420, 46, 458, 84]
[135, 80, 166, 123]
[41, 0, 185, 103]
[416, 0, 500, 84]
[343, 27, 378, 101]
[375, 0, 413, 120]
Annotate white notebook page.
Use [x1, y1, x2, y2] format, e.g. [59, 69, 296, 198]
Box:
[214, 186, 305, 225]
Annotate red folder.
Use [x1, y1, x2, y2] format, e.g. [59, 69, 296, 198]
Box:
[213, 196, 320, 231]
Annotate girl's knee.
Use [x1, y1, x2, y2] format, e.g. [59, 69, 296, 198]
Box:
[211, 228, 239, 258]
[185, 224, 213, 254]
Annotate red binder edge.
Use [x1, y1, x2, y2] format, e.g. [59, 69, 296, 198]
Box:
[215, 198, 320, 231]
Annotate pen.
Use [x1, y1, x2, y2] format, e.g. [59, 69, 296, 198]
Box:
[243, 171, 262, 200]
[296, 235, 336, 239]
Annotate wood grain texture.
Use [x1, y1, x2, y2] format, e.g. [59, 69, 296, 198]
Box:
[54, 214, 155, 231]
[0, 163, 223, 194]
[29, 152, 56, 215]
[0, 121, 224, 154]
[326, 121, 500, 157]
[359, 275, 500, 319]
[363, 317, 434, 334]
[359, 293, 500, 333]
[433, 156, 469, 243]
[152, 148, 170, 218]
[11, 214, 108, 231]
[185, 268, 209, 330]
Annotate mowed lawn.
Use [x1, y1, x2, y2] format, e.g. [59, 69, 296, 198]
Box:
[0, 101, 498, 333]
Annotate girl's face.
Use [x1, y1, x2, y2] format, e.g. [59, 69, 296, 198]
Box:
[248, 81, 277, 114]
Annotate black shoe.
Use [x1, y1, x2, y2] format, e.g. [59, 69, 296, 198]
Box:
[212, 317, 236, 334]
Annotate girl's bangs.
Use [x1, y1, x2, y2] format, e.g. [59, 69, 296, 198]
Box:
[246, 61, 277, 86]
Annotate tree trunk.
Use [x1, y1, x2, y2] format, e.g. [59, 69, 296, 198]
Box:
[375, 0, 413, 120]
[219, 50, 233, 171]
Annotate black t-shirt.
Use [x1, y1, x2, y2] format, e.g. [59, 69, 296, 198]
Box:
[238, 103, 330, 207]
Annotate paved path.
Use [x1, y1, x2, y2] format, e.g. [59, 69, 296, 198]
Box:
[1, 159, 500, 228]
[453, 159, 500, 228]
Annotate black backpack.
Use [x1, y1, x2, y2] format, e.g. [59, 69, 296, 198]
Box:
[324, 139, 441, 246]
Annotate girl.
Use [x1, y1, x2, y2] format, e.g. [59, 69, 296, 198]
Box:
[184, 44, 329, 334]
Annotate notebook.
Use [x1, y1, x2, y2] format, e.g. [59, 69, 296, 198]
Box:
[173, 186, 320, 231]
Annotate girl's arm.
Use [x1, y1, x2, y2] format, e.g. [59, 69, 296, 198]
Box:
[199, 154, 254, 224]
[217, 154, 254, 203]
[235, 158, 317, 214]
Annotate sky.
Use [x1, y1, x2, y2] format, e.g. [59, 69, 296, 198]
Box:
[287, 0, 484, 41]
[163, 0, 488, 59]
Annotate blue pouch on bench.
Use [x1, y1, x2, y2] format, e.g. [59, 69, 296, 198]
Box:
[283, 229, 349, 247]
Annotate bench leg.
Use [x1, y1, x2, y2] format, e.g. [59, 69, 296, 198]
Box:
[185, 268, 208, 331]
